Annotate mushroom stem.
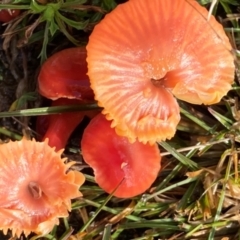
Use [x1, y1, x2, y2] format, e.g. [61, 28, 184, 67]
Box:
[37, 47, 97, 150]
[43, 115, 84, 151]
[151, 77, 167, 88]
[28, 182, 42, 199]
[42, 98, 98, 151]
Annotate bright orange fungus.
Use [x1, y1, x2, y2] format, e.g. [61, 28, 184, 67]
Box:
[81, 113, 161, 198]
[87, 0, 235, 144]
[0, 138, 85, 237]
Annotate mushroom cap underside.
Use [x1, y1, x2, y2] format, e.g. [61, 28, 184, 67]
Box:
[87, 0, 235, 143]
[0, 138, 84, 237]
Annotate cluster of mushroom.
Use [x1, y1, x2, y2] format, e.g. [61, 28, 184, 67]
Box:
[0, 47, 93, 238]
[2, 0, 235, 236]
[85, 0, 235, 195]
[37, 46, 160, 198]
[37, 0, 235, 200]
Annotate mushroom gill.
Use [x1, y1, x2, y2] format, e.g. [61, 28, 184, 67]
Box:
[0, 137, 85, 237]
[87, 0, 235, 144]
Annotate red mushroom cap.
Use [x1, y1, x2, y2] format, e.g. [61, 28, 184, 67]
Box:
[81, 113, 161, 198]
[0, 137, 85, 237]
[87, 0, 235, 144]
[37, 47, 97, 150]
[38, 47, 94, 101]
[0, 9, 20, 22]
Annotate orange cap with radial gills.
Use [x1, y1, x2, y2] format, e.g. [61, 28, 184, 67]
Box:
[87, 0, 235, 144]
[0, 137, 85, 237]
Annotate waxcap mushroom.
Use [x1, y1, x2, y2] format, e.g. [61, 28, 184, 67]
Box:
[36, 98, 99, 151]
[0, 137, 85, 237]
[81, 113, 161, 198]
[37, 47, 97, 150]
[38, 47, 94, 101]
[0, 9, 20, 22]
[87, 0, 235, 144]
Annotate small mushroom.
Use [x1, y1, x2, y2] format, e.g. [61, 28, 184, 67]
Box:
[37, 98, 98, 151]
[87, 0, 235, 144]
[38, 47, 93, 101]
[81, 113, 161, 198]
[0, 9, 20, 22]
[37, 47, 97, 150]
[0, 137, 85, 237]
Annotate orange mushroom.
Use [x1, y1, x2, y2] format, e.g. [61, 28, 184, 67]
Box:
[81, 113, 161, 198]
[38, 47, 93, 101]
[0, 9, 20, 23]
[0, 137, 85, 237]
[87, 0, 235, 144]
[37, 47, 98, 150]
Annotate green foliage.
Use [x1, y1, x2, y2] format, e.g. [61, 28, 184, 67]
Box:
[9, 92, 38, 111]
[0, 0, 117, 63]
[198, 0, 240, 5]
[102, 0, 117, 11]
[220, 0, 240, 5]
